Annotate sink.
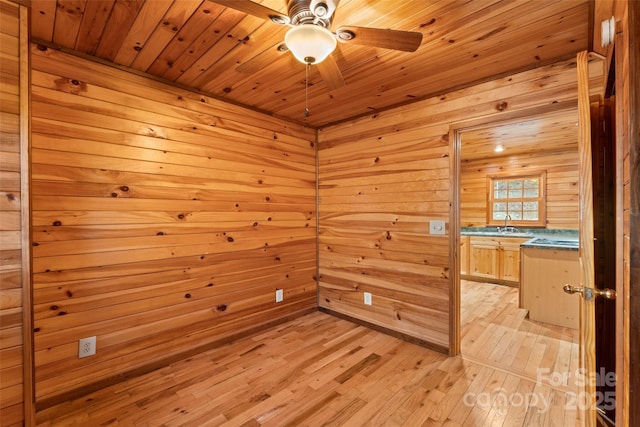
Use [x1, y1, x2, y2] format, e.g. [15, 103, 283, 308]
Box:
[498, 231, 533, 238]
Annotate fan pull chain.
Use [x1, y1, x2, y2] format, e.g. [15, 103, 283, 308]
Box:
[304, 64, 310, 117]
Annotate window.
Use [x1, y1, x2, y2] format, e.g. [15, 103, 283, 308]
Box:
[487, 172, 546, 227]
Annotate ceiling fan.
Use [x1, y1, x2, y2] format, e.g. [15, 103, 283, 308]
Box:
[212, 0, 424, 90]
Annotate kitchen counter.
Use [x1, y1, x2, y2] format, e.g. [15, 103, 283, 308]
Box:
[461, 227, 578, 251]
[460, 228, 580, 328]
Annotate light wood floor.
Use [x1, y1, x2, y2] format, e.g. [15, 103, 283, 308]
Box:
[36, 280, 582, 426]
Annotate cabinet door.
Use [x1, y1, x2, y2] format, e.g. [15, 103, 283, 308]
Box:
[500, 243, 521, 282]
[460, 236, 470, 275]
[469, 238, 500, 279]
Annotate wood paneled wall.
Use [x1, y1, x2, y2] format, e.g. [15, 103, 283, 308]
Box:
[29, 45, 317, 405]
[317, 58, 601, 350]
[0, 1, 30, 425]
[460, 149, 580, 229]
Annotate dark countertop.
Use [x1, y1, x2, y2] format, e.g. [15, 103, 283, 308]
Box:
[520, 236, 578, 251]
[461, 227, 579, 251]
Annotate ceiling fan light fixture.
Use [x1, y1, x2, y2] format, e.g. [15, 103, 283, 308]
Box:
[285, 24, 337, 64]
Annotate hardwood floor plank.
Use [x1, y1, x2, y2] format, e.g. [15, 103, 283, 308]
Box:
[501, 378, 536, 426]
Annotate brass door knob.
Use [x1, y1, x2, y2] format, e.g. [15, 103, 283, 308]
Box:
[563, 284, 584, 295]
[563, 284, 616, 300]
[594, 288, 616, 299]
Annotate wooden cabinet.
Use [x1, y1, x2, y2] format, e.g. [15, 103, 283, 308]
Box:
[466, 236, 528, 285]
[460, 236, 470, 275]
[469, 237, 500, 280]
[500, 239, 524, 282]
[520, 247, 579, 328]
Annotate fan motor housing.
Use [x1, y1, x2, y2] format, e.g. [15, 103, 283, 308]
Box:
[288, 0, 332, 27]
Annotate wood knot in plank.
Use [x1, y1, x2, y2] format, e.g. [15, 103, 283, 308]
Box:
[495, 101, 509, 112]
[54, 77, 87, 94]
[420, 18, 436, 27]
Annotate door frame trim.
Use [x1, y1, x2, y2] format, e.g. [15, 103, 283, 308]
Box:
[625, 1, 640, 424]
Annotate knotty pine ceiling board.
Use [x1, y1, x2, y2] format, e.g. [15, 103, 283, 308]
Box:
[29, 0, 590, 128]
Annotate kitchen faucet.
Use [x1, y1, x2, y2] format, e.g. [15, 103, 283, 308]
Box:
[498, 214, 514, 233]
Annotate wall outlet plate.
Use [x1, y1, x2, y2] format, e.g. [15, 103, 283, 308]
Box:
[275, 289, 284, 303]
[429, 220, 446, 235]
[78, 336, 96, 358]
[364, 292, 372, 306]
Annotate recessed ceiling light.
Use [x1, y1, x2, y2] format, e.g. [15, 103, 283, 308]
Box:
[495, 145, 505, 153]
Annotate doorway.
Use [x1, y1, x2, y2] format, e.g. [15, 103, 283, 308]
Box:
[451, 105, 586, 415]
[456, 108, 582, 324]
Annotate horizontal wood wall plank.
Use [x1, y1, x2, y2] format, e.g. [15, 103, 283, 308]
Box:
[30, 44, 317, 403]
[29, 44, 314, 141]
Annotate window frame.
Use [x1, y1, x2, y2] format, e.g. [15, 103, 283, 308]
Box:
[486, 171, 547, 227]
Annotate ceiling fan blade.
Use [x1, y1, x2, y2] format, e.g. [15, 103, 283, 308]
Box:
[213, 0, 289, 24]
[316, 55, 345, 91]
[336, 26, 423, 52]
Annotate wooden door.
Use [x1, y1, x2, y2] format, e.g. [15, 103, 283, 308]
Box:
[564, 51, 618, 427]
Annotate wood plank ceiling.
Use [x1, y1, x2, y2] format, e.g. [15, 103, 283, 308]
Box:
[29, 0, 590, 128]
[461, 108, 579, 161]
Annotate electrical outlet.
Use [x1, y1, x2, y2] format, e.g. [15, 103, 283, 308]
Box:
[275, 289, 284, 303]
[78, 336, 96, 358]
[364, 292, 372, 306]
